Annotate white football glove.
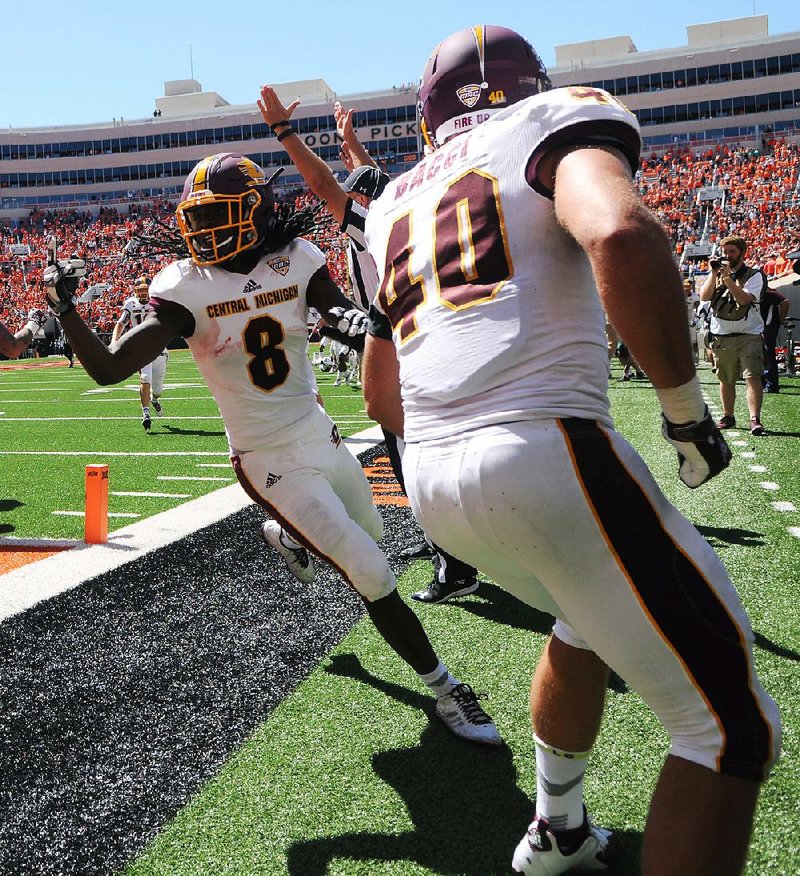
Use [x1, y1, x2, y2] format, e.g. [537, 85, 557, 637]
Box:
[662, 408, 732, 489]
[328, 306, 368, 338]
[43, 257, 86, 315]
[26, 308, 47, 328]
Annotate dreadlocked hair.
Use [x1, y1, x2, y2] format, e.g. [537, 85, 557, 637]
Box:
[261, 196, 327, 253]
[129, 194, 326, 261]
[131, 215, 190, 259]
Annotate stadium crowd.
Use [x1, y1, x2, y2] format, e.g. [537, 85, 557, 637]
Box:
[638, 139, 799, 271]
[0, 191, 349, 342]
[1, 139, 798, 343]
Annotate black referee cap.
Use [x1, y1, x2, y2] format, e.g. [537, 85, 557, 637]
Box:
[342, 166, 390, 201]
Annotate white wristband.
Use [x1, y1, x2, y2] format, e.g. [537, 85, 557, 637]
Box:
[655, 375, 706, 424]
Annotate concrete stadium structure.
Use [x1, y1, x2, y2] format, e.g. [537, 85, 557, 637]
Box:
[1, 14, 798, 219]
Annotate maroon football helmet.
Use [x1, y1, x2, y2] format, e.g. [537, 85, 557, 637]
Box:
[176, 153, 275, 266]
[418, 25, 551, 149]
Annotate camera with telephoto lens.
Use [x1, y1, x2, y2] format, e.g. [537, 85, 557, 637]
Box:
[709, 257, 729, 270]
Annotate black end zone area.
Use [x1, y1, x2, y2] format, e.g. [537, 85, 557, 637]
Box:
[0, 445, 419, 875]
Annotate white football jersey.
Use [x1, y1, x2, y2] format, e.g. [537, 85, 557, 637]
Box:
[119, 296, 147, 329]
[366, 87, 641, 442]
[150, 238, 326, 451]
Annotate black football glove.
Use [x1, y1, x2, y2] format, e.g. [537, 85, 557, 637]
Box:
[43, 257, 86, 315]
[662, 407, 732, 489]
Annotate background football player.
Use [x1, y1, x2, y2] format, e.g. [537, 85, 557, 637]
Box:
[361, 24, 780, 876]
[44, 152, 501, 748]
[111, 275, 168, 430]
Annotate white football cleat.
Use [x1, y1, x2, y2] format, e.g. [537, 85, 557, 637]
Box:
[259, 521, 316, 584]
[435, 683, 502, 747]
[512, 812, 615, 875]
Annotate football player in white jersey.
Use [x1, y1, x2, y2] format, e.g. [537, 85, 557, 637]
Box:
[112, 275, 169, 430]
[259, 85, 483, 604]
[361, 25, 780, 876]
[44, 152, 500, 748]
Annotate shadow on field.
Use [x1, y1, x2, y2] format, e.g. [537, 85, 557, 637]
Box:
[155, 424, 227, 437]
[760, 428, 800, 438]
[696, 525, 765, 547]
[296, 653, 642, 874]
[0, 499, 23, 512]
[753, 631, 800, 662]
[433, 580, 556, 636]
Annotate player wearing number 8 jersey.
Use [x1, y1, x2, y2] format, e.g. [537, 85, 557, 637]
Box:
[363, 24, 779, 876]
[149, 237, 328, 450]
[45, 152, 501, 750]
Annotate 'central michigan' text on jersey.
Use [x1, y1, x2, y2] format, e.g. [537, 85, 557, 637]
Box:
[149, 238, 325, 451]
[366, 87, 641, 443]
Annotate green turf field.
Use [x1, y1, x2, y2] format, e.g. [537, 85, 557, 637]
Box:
[1, 355, 798, 874]
[0, 351, 373, 540]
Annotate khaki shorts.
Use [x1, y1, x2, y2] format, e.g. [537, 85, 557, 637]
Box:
[712, 333, 764, 384]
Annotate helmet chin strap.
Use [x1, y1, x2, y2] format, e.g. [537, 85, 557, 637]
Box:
[420, 117, 437, 151]
[218, 229, 266, 274]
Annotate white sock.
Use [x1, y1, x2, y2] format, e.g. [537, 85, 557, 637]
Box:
[418, 660, 458, 697]
[534, 734, 589, 831]
[142, 406, 150, 416]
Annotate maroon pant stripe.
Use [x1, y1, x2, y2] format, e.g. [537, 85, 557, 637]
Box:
[561, 418, 771, 780]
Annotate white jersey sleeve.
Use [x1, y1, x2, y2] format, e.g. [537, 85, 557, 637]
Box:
[118, 298, 134, 326]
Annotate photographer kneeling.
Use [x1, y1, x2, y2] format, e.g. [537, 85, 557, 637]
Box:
[699, 235, 767, 436]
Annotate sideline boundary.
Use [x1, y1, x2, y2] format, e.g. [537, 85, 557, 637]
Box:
[0, 425, 385, 623]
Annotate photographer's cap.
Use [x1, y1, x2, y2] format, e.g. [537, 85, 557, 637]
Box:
[342, 166, 390, 201]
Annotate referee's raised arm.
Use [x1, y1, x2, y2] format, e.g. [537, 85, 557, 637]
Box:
[257, 84, 350, 226]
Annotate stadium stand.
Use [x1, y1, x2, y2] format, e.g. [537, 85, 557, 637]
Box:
[0, 190, 350, 348]
[1, 140, 798, 351]
[638, 140, 799, 267]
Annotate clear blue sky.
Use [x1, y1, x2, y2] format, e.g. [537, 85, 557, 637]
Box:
[0, 0, 795, 129]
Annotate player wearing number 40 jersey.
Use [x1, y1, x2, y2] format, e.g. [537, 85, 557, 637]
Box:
[363, 24, 780, 876]
[44, 151, 501, 750]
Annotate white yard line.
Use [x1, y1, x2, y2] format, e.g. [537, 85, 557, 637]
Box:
[0, 451, 229, 457]
[157, 476, 233, 482]
[111, 491, 192, 499]
[0, 397, 215, 404]
[0, 416, 223, 422]
[0, 538, 81, 549]
[53, 511, 141, 518]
